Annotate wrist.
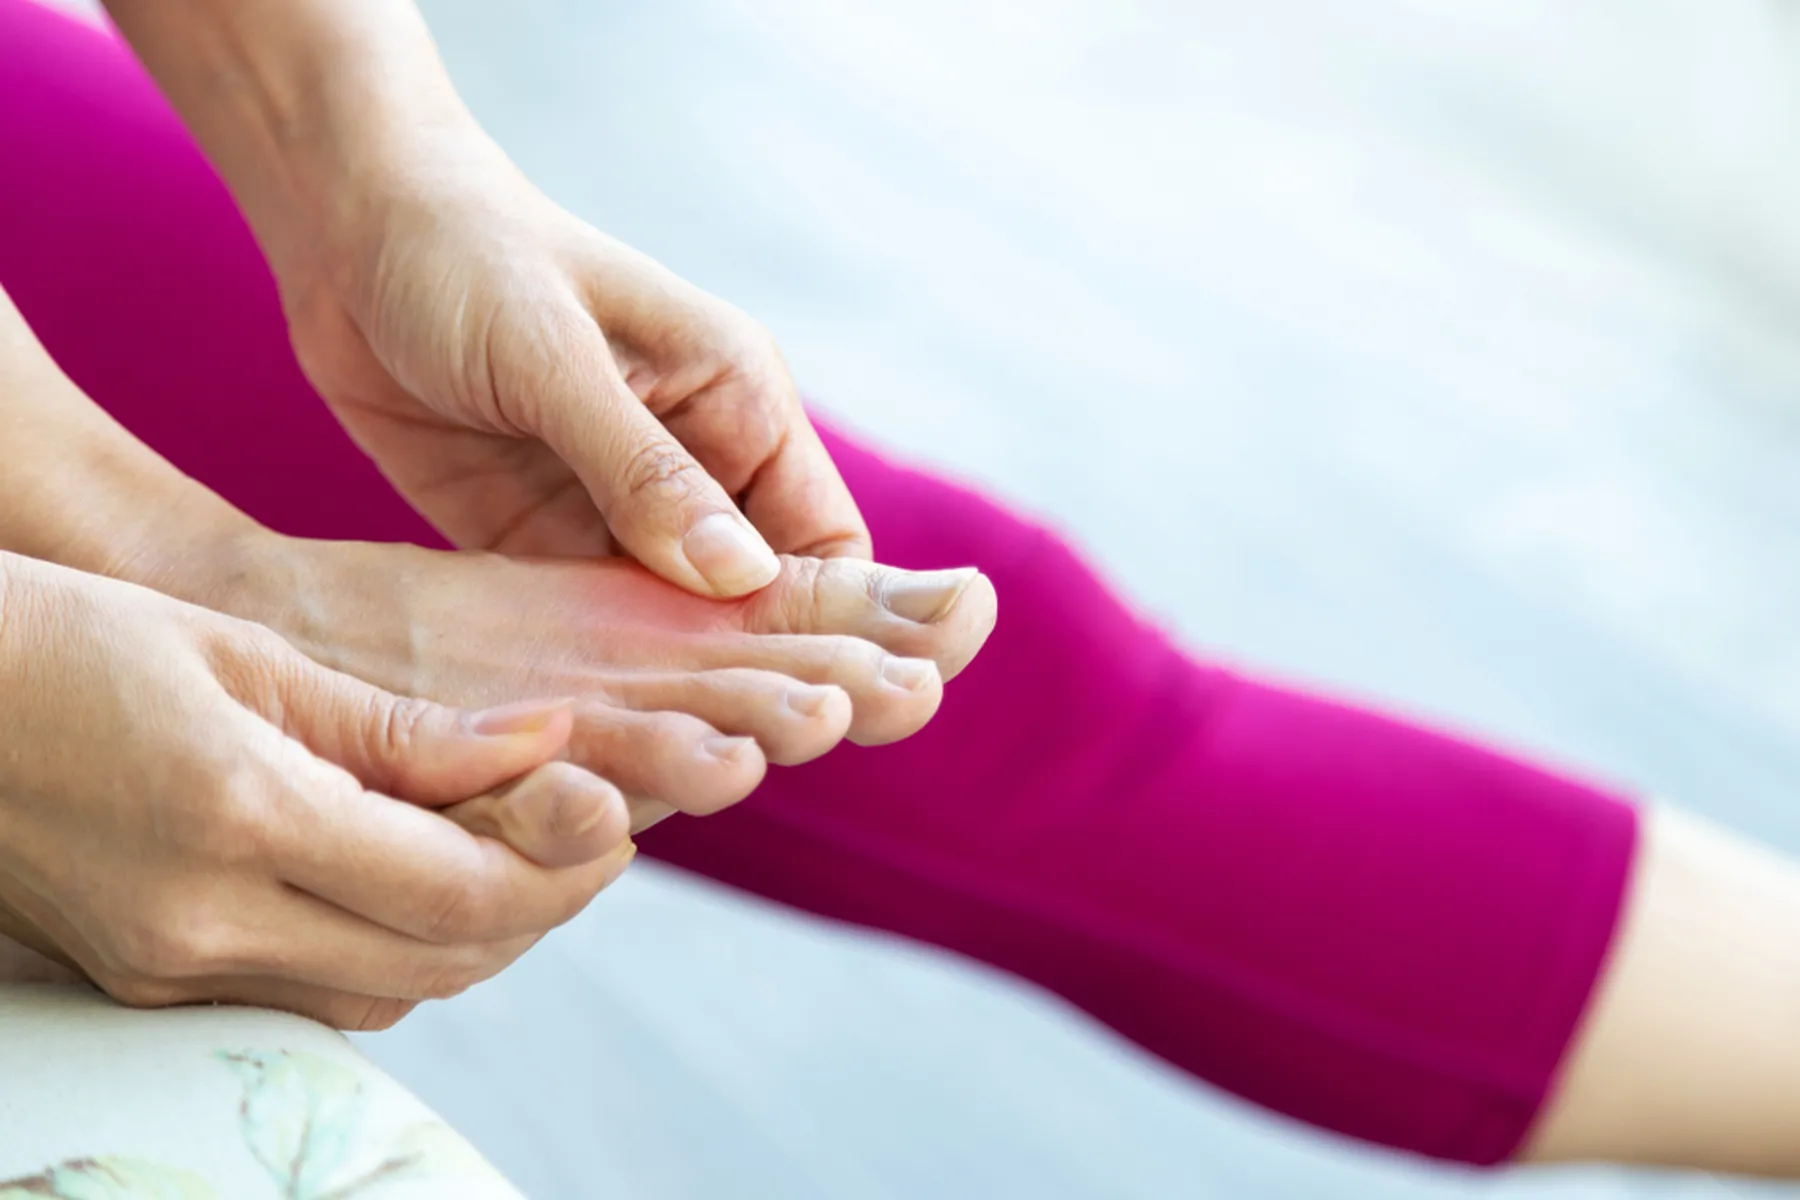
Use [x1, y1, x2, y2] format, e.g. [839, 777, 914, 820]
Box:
[0, 373, 275, 618]
[0, 317, 260, 605]
[1, 439, 275, 618]
[258, 85, 493, 296]
[100, 0, 490, 293]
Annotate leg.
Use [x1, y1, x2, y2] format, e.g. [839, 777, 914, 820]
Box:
[675, 430, 1800, 1176]
[650, 431, 1639, 1165]
[0, 984, 522, 1197]
[1522, 806, 1800, 1175]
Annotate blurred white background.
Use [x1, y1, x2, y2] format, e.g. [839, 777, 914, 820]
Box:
[67, 0, 1800, 1195]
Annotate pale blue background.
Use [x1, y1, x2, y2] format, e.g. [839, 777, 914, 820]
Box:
[262, 1, 1800, 1196]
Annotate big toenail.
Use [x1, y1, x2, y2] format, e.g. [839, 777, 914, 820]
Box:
[880, 568, 980, 624]
[704, 735, 756, 763]
[784, 686, 837, 717]
[881, 657, 938, 691]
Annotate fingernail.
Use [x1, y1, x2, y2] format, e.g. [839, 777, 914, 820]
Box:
[880, 568, 980, 624]
[704, 735, 756, 763]
[783, 685, 838, 718]
[683, 512, 781, 596]
[881, 657, 938, 692]
[470, 698, 568, 738]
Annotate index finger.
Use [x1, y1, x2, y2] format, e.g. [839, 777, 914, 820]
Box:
[741, 414, 872, 560]
[270, 756, 629, 945]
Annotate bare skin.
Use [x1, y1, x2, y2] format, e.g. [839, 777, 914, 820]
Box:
[1524, 806, 1800, 1176]
[101, 0, 873, 598]
[198, 540, 998, 831]
[0, 551, 636, 1030]
[33, 0, 1800, 1182]
[0, 284, 993, 828]
[0, 284, 995, 1014]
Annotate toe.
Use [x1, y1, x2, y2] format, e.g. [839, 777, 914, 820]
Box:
[736, 558, 997, 681]
[687, 634, 943, 746]
[568, 702, 768, 816]
[600, 669, 853, 766]
[626, 797, 678, 836]
[441, 762, 631, 869]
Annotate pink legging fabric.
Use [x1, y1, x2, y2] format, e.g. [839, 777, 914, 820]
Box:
[0, 0, 1638, 1167]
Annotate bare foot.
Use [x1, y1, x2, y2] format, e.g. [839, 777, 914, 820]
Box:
[214, 538, 998, 828]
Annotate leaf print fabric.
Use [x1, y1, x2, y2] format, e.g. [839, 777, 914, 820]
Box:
[1, 1048, 517, 1200]
[0, 1156, 214, 1199]
[220, 1049, 515, 1199]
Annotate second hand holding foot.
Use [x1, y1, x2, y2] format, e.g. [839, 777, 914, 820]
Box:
[0, 552, 634, 1028]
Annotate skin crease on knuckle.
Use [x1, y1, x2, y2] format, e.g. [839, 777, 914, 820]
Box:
[107, 898, 234, 984]
[204, 617, 308, 720]
[376, 692, 438, 765]
[619, 436, 709, 512]
[420, 861, 498, 945]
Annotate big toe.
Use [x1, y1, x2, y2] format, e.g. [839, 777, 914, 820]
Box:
[738, 558, 998, 680]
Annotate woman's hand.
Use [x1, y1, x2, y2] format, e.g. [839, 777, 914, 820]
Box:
[99, 0, 869, 599]
[0, 551, 635, 1030]
[0, 285, 905, 848]
[282, 139, 869, 596]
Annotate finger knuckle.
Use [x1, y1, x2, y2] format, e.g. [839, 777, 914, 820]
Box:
[618, 439, 707, 508]
[721, 312, 784, 373]
[215, 619, 301, 686]
[111, 905, 235, 980]
[421, 875, 498, 944]
[178, 764, 277, 866]
[374, 693, 437, 761]
[238, 619, 297, 663]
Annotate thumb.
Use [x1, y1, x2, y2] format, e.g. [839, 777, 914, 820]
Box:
[270, 657, 578, 806]
[531, 335, 780, 598]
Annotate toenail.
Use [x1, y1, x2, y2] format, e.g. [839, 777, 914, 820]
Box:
[784, 686, 838, 718]
[469, 697, 570, 738]
[704, 735, 756, 763]
[550, 787, 607, 838]
[880, 656, 937, 692]
[880, 568, 980, 624]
